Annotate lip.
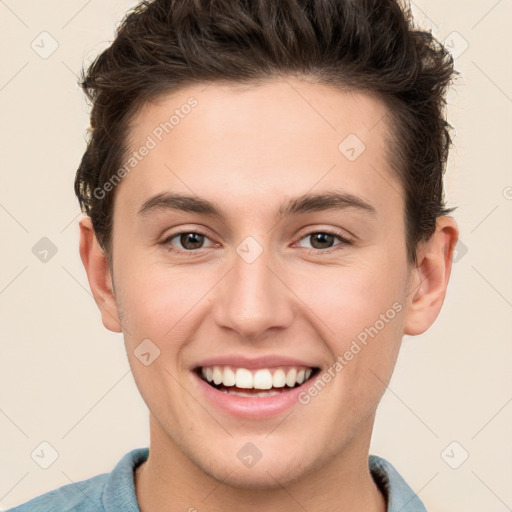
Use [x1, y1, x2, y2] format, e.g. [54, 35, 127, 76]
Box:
[192, 354, 319, 370]
[191, 366, 319, 420]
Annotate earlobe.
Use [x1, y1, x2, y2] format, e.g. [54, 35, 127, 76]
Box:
[79, 217, 123, 333]
[403, 216, 459, 336]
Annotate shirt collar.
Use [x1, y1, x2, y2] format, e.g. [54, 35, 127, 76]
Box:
[369, 455, 428, 511]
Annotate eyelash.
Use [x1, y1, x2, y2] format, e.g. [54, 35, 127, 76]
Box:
[160, 229, 352, 256]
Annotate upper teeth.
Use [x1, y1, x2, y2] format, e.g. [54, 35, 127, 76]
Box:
[200, 366, 313, 389]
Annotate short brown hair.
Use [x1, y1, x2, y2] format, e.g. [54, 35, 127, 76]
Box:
[75, 0, 458, 264]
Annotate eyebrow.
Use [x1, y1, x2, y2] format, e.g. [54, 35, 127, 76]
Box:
[138, 190, 377, 220]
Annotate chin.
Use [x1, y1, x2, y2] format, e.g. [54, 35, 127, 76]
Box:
[210, 460, 309, 490]
[190, 446, 317, 490]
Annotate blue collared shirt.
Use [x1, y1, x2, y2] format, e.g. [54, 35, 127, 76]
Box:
[7, 448, 427, 511]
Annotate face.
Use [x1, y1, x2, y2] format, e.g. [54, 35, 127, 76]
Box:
[105, 78, 416, 487]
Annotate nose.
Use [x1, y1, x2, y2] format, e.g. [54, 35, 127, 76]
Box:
[212, 245, 294, 341]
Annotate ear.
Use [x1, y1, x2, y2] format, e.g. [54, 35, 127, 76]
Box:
[404, 216, 459, 336]
[79, 216, 122, 333]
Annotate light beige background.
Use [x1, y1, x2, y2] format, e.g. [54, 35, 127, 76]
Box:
[1, 1, 511, 510]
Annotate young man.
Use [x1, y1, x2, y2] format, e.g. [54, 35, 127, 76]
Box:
[9, 0, 459, 510]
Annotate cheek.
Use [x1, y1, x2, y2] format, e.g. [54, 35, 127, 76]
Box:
[116, 265, 197, 416]
[127, 354, 187, 436]
[115, 257, 213, 340]
[293, 256, 406, 343]
[293, 254, 407, 402]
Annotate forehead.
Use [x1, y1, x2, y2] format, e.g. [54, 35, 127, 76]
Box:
[117, 78, 401, 218]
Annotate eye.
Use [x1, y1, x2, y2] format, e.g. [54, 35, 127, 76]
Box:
[161, 231, 219, 253]
[295, 230, 352, 253]
[160, 229, 352, 255]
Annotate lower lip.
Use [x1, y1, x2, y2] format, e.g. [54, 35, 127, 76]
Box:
[192, 371, 313, 420]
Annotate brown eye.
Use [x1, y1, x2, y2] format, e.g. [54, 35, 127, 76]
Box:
[178, 233, 205, 250]
[296, 230, 352, 253]
[161, 231, 218, 253]
[308, 233, 336, 250]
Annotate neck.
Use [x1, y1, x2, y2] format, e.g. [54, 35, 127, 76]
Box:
[135, 414, 387, 512]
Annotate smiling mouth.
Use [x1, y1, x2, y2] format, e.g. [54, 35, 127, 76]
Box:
[195, 365, 320, 397]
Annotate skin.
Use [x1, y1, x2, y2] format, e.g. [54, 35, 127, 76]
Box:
[79, 77, 458, 512]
